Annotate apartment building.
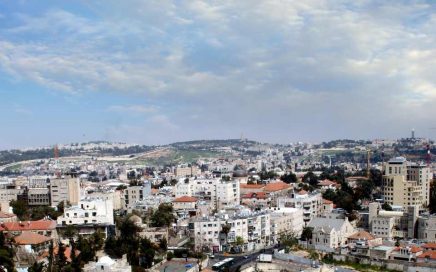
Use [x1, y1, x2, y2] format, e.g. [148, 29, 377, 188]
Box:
[269, 207, 304, 243]
[368, 202, 420, 240]
[26, 187, 51, 206]
[276, 190, 322, 224]
[0, 188, 24, 203]
[382, 157, 431, 209]
[175, 178, 240, 209]
[122, 182, 151, 211]
[174, 164, 201, 178]
[57, 198, 114, 237]
[189, 210, 270, 252]
[418, 214, 436, 242]
[49, 177, 80, 207]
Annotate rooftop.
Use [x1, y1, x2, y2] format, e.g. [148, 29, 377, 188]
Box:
[264, 182, 291, 192]
[14, 232, 52, 245]
[174, 196, 198, 203]
[0, 219, 56, 231]
[348, 230, 375, 241]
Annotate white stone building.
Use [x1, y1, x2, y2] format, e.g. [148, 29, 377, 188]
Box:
[269, 207, 304, 243]
[307, 216, 356, 252]
[175, 178, 240, 209]
[57, 198, 114, 236]
[277, 190, 322, 224]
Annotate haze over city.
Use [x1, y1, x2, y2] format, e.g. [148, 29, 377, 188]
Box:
[1, 1, 436, 149]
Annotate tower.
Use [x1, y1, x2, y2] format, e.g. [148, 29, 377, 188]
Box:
[412, 128, 415, 139]
[54, 144, 59, 159]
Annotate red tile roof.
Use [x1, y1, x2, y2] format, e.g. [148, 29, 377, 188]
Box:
[410, 246, 423, 253]
[240, 184, 265, 189]
[174, 196, 197, 202]
[1, 219, 57, 231]
[417, 250, 436, 260]
[348, 231, 375, 241]
[264, 182, 291, 192]
[422, 243, 436, 250]
[242, 192, 267, 199]
[14, 232, 52, 245]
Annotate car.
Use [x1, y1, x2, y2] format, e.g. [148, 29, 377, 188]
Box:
[244, 256, 249, 259]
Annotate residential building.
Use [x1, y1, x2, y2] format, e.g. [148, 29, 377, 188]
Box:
[123, 182, 151, 211]
[26, 187, 51, 206]
[382, 157, 431, 209]
[277, 190, 323, 224]
[174, 164, 201, 178]
[189, 210, 270, 253]
[307, 215, 356, 252]
[49, 177, 80, 207]
[418, 214, 436, 242]
[269, 207, 304, 244]
[57, 198, 114, 237]
[175, 178, 240, 210]
[0, 219, 58, 240]
[173, 196, 197, 210]
[368, 202, 419, 240]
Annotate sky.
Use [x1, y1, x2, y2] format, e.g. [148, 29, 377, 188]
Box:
[1, 0, 436, 149]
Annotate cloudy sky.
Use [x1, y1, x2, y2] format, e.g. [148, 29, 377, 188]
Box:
[1, 0, 436, 149]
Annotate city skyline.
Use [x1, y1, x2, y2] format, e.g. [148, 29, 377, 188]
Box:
[1, 1, 436, 149]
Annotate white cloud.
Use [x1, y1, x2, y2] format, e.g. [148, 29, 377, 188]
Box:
[1, 1, 436, 142]
[107, 105, 159, 114]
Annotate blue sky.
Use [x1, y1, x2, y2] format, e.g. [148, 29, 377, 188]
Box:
[1, 0, 436, 149]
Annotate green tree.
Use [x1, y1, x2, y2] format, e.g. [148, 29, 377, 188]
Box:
[220, 223, 231, 246]
[104, 236, 123, 259]
[280, 173, 297, 184]
[0, 232, 15, 272]
[139, 238, 155, 268]
[62, 225, 77, 240]
[91, 230, 105, 250]
[322, 189, 336, 201]
[235, 236, 244, 246]
[382, 202, 393, 211]
[159, 238, 168, 251]
[48, 240, 54, 272]
[28, 261, 45, 272]
[76, 235, 95, 263]
[279, 231, 298, 249]
[302, 172, 318, 187]
[56, 242, 67, 269]
[301, 227, 313, 248]
[10, 199, 29, 220]
[69, 239, 81, 272]
[150, 203, 175, 228]
[430, 180, 436, 214]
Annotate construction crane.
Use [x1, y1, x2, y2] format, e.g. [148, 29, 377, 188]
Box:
[54, 144, 59, 160]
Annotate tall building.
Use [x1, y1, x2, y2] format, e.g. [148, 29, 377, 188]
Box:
[49, 177, 80, 207]
[175, 178, 240, 210]
[123, 182, 151, 211]
[382, 157, 431, 209]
